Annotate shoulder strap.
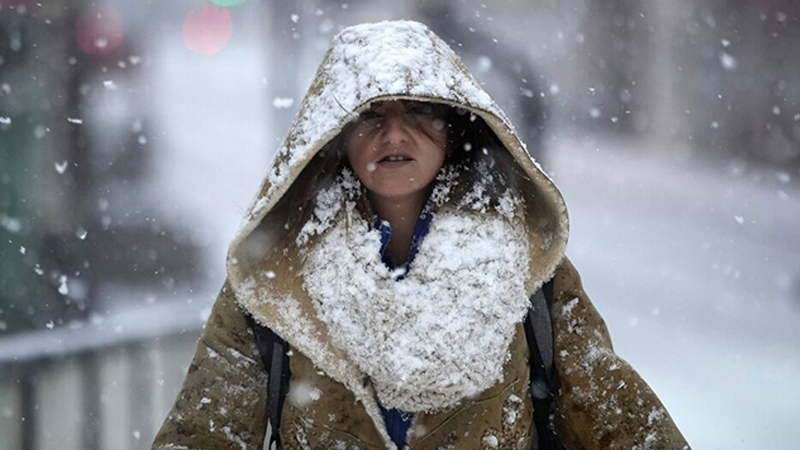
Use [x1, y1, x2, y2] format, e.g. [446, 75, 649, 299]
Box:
[245, 314, 291, 450]
[524, 279, 564, 450]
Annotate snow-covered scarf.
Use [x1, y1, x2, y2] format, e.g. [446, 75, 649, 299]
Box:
[300, 165, 532, 412]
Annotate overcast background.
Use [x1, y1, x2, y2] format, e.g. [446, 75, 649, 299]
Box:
[1, 0, 799, 449]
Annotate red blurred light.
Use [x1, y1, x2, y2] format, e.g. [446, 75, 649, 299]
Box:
[75, 5, 124, 56]
[182, 3, 233, 55]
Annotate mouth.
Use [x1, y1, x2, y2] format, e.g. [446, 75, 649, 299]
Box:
[378, 155, 414, 163]
[373, 154, 414, 169]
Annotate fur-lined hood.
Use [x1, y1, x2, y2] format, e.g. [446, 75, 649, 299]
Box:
[224, 19, 570, 446]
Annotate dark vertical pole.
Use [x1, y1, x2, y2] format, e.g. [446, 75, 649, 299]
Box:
[80, 353, 102, 450]
[20, 371, 37, 450]
[129, 343, 155, 449]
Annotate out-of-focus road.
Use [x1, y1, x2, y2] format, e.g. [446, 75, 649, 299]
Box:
[549, 133, 800, 450]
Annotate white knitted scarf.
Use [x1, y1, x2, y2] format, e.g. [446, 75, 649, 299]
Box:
[300, 167, 532, 412]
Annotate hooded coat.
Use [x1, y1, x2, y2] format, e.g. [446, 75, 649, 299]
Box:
[151, 20, 691, 450]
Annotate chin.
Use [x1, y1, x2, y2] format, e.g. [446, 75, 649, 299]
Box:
[369, 181, 427, 199]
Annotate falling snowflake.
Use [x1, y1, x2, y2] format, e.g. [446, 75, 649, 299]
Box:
[58, 275, 69, 295]
[720, 52, 737, 71]
[272, 97, 295, 109]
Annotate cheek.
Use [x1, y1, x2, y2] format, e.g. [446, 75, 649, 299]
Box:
[430, 132, 448, 166]
[345, 140, 377, 185]
[419, 144, 446, 178]
[345, 137, 366, 168]
[344, 134, 357, 161]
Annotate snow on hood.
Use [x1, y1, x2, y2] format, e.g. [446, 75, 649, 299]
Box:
[223, 19, 569, 448]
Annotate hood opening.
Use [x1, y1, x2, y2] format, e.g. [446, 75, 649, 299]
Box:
[235, 100, 566, 294]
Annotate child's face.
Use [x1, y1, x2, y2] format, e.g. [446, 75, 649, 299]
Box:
[345, 100, 448, 200]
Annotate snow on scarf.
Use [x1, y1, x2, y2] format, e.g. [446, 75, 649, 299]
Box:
[300, 166, 532, 412]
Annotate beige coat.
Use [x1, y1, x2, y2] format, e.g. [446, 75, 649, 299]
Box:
[152, 20, 691, 450]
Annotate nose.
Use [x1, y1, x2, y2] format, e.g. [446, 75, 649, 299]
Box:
[379, 109, 411, 148]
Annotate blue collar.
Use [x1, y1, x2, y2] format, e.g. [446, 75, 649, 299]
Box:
[372, 200, 435, 279]
[371, 199, 436, 443]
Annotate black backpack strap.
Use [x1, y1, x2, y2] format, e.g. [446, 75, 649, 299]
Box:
[524, 279, 564, 450]
[245, 314, 290, 450]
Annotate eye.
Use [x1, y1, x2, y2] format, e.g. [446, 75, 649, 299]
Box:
[356, 110, 382, 128]
[407, 102, 434, 116]
[360, 110, 379, 120]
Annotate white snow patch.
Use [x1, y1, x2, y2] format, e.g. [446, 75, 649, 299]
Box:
[561, 297, 579, 316]
[720, 52, 738, 70]
[272, 97, 295, 109]
[289, 380, 323, 407]
[58, 275, 69, 295]
[296, 167, 359, 247]
[221, 425, 247, 450]
[647, 407, 666, 425]
[0, 214, 22, 233]
[55, 161, 68, 174]
[302, 170, 530, 412]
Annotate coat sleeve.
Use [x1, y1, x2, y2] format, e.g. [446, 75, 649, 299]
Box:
[151, 279, 269, 450]
[549, 256, 691, 450]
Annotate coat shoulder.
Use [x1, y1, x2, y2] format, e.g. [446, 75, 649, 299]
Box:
[548, 257, 692, 450]
[151, 279, 269, 450]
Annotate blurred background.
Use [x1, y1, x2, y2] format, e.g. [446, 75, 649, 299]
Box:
[1, 0, 799, 449]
